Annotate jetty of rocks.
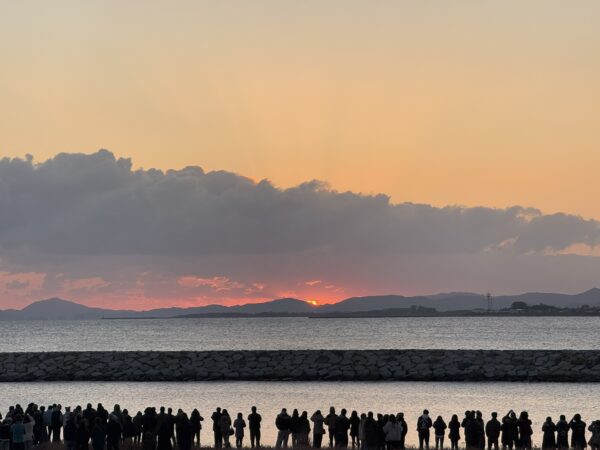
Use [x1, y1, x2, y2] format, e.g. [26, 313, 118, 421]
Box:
[0, 350, 597, 382]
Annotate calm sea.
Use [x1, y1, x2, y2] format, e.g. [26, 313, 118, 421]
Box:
[0, 381, 597, 446]
[0, 316, 597, 352]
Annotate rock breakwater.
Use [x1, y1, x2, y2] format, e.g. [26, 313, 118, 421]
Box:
[0, 350, 597, 382]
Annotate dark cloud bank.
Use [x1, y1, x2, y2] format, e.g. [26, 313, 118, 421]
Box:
[0, 150, 598, 307]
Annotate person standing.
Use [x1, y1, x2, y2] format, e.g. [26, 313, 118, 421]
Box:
[64, 416, 77, 450]
[11, 416, 26, 450]
[23, 415, 34, 450]
[363, 413, 379, 450]
[106, 415, 123, 450]
[501, 411, 518, 450]
[219, 410, 232, 449]
[569, 414, 586, 450]
[349, 412, 360, 449]
[448, 415, 461, 450]
[311, 410, 326, 449]
[398, 414, 408, 450]
[383, 415, 403, 450]
[189, 409, 203, 447]
[233, 413, 246, 449]
[325, 408, 338, 448]
[248, 407, 262, 449]
[212, 408, 223, 449]
[433, 416, 446, 450]
[588, 420, 600, 450]
[417, 410, 433, 450]
[297, 412, 311, 447]
[542, 417, 557, 450]
[91, 418, 107, 450]
[51, 405, 63, 442]
[335, 409, 351, 449]
[517, 412, 533, 450]
[555, 415, 569, 450]
[486, 413, 501, 450]
[275, 409, 291, 449]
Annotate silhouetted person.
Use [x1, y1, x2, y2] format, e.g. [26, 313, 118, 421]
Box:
[325, 408, 338, 448]
[350, 411, 360, 449]
[219, 410, 231, 449]
[106, 414, 122, 450]
[363, 412, 379, 450]
[335, 409, 350, 449]
[556, 415, 569, 450]
[383, 415, 403, 450]
[64, 417, 77, 450]
[133, 412, 143, 445]
[290, 410, 301, 448]
[248, 407, 261, 449]
[476, 412, 485, 450]
[157, 409, 173, 450]
[167, 408, 177, 448]
[11, 415, 26, 450]
[275, 409, 291, 449]
[52, 405, 63, 442]
[23, 414, 33, 450]
[91, 418, 106, 450]
[189, 409, 203, 447]
[462, 411, 479, 450]
[75, 414, 90, 450]
[417, 410, 432, 450]
[588, 420, 600, 450]
[311, 410, 325, 449]
[501, 411, 518, 450]
[569, 414, 586, 450]
[542, 417, 557, 450]
[377, 414, 386, 450]
[517, 412, 532, 450]
[433, 416, 446, 450]
[123, 409, 136, 447]
[211, 408, 222, 449]
[233, 413, 245, 449]
[398, 413, 408, 450]
[297, 412, 310, 447]
[486, 413, 501, 450]
[176, 411, 192, 450]
[449, 415, 461, 450]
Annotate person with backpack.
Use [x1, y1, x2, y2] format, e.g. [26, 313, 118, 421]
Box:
[417, 410, 433, 450]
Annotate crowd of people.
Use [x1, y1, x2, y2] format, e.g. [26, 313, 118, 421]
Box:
[0, 403, 598, 450]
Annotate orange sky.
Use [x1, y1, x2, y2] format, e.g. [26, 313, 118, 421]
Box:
[1, 1, 600, 221]
[1, 2, 600, 309]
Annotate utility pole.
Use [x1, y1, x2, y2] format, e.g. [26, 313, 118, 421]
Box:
[486, 292, 493, 312]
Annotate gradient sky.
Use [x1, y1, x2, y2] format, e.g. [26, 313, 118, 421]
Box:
[1, 2, 600, 309]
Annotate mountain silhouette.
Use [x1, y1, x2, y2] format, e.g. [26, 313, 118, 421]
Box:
[0, 289, 599, 320]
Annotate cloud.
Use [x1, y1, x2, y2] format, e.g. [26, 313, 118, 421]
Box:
[0, 149, 598, 308]
[177, 276, 245, 292]
[5, 280, 30, 290]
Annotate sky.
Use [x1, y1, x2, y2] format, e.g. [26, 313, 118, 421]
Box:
[1, 2, 600, 309]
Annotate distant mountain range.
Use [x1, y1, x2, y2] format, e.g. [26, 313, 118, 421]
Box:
[1, 288, 600, 320]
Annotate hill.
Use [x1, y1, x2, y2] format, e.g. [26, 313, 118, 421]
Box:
[0, 289, 599, 320]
